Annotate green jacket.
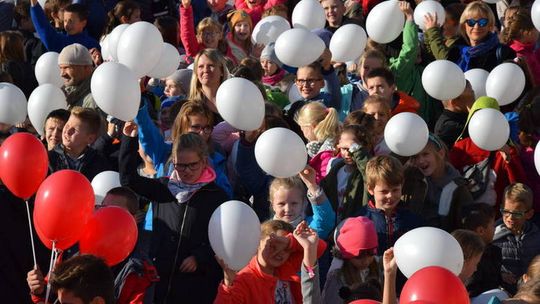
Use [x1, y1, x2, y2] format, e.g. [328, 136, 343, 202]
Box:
[423, 27, 462, 60]
[389, 21, 440, 128]
[320, 146, 370, 223]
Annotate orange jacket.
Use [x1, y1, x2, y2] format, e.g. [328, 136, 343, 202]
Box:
[391, 91, 420, 116]
[214, 234, 326, 304]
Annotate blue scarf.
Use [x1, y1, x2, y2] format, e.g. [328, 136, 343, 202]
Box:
[457, 32, 500, 71]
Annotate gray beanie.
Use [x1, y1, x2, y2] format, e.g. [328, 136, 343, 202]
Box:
[166, 69, 193, 97]
[260, 42, 282, 67]
[58, 43, 93, 66]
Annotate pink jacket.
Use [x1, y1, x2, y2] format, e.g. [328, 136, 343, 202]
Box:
[234, 0, 287, 25]
[509, 39, 540, 86]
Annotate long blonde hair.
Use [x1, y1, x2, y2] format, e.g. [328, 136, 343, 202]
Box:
[296, 102, 340, 142]
[188, 49, 230, 102]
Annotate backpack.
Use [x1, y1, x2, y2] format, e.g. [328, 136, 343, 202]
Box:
[462, 152, 496, 201]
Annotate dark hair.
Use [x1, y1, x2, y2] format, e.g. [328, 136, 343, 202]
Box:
[0, 71, 13, 83]
[103, 0, 140, 36]
[46, 108, 71, 123]
[0, 31, 25, 62]
[298, 61, 324, 79]
[239, 57, 264, 81]
[518, 89, 540, 148]
[451, 229, 485, 260]
[461, 203, 495, 231]
[445, 3, 466, 24]
[343, 110, 376, 129]
[340, 123, 375, 151]
[105, 186, 139, 215]
[64, 3, 89, 21]
[365, 67, 395, 87]
[154, 16, 179, 47]
[50, 255, 115, 304]
[13, 0, 31, 24]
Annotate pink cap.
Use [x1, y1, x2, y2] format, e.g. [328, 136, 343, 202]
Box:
[337, 217, 378, 259]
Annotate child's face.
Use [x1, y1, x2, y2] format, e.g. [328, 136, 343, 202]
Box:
[271, 186, 305, 223]
[359, 57, 384, 85]
[366, 76, 395, 102]
[476, 217, 496, 244]
[296, 67, 324, 100]
[368, 181, 402, 213]
[260, 59, 278, 76]
[234, 21, 251, 42]
[259, 229, 292, 268]
[62, 116, 96, 154]
[363, 102, 390, 135]
[442, 15, 459, 38]
[164, 79, 184, 97]
[411, 144, 445, 178]
[501, 199, 534, 234]
[160, 107, 174, 130]
[44, 118, 66, 151]
[349, 251, 376, 270]
[199, 28, 222, 48]
[460, 252, 483, 283]
[187, 114, 212, 142]
[338, 132, 358, 165]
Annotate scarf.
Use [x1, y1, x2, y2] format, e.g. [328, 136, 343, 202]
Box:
[64, 76, 92, 107]
[457, 32, 500, 71]
[167, 166, 216, 203]
[262, 68, 285, 86]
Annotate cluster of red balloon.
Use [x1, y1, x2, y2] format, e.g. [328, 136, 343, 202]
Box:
[400, 266, 469, 304]
[0, 133, 137, 266]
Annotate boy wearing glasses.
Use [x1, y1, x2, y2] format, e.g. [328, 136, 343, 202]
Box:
[493, 183, 540, 294]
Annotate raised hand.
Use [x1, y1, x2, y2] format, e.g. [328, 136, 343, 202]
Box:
[293, 221, 318, 250]
[216, 255, 238, 287]
[122, 121, 138, 137]
[399, 1, 414, 22]
[424, 13, 438, 30]
[383, 247, 397, 275]
[181, 0, 191, 8]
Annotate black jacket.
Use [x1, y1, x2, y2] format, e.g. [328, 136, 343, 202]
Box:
[434, 109, 468, 150]
[48, 144, 111, 181]
[467, 243, 503, 297]
[119, 136, 227, 304]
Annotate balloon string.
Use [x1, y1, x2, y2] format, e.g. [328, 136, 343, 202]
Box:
[45, 242, 56, 304]
[25, 200, 37, 267]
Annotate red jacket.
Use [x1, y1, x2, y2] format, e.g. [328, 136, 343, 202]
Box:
[179, 5, 234, 61]
[449, 137, 527, 209]
[391, 91, 420, 116]
[234, 0, 287, 26]
[214, 234, 326, 304]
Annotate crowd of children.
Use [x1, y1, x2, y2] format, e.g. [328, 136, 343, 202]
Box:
[1, 0, 540, 303]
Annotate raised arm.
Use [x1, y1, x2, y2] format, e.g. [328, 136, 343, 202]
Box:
[30, 1, 67, 52]
[180, 0, 203, 58]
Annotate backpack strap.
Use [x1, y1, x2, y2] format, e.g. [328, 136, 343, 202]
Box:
[496, 44, 503, 64]
[439, 180, 459, 216]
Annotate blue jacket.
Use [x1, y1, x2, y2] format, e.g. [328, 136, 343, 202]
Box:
[357, 203, 423, 254]
[135, 102, 232, 197]
[305, 198, 336, 240]
[30, 3, 100, 52]
[72, 0, 117, 40]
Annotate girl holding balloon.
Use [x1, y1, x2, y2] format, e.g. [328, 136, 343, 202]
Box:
[408, 134, 474, 231]
[119, 122, 228, 304]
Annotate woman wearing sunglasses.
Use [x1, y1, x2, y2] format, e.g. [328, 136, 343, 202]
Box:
[450, 1, 515, 72]
[119, 122, 229, 303]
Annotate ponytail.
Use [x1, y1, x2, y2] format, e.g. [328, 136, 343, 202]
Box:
[314, 107, 340, 142]
[500, 9, 534, 44]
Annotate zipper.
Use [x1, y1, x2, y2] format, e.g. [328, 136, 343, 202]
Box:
[164, 203, 189, 303]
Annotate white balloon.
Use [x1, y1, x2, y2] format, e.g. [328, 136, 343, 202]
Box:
[28, 84, 67, 136]
[91, 171, 121, 205]
[0, 82, 27, 126]
[35, 52, 64, 88]
[275, 28, 325, 67]
[208, 200, 261, 271]
[216, 78, 265, 131]
[288, 83, 302, 103]
[468, 108, 509, 151]
[107, 24, 129, 62]
[330, 24, 367, 63]
[37, 0, 46, 8]
[394, 227, 464, 278]
[117, 21, 163, 78]
[486, 63, 526, 106]
[482, 0, 502, 3]
[533, 0, 540, 32]
[366, 1, 405, 44]
[91, 62, 140, 121]
[413, 0, 446, 31]
[384, 112, 429, 157]
[464, 68, 489, 99]
[535, 141, 540, 176]
[291, 0, 326, 30]
[100, 35, 112, 62]
[147, 43, 181, 79]
[255, 127, 308, 178]
[252, 15, 291, 45]
[422, 60, 466, 100]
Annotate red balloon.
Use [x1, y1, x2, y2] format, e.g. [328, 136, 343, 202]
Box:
[0, 133, 48, 199]
[33, 170, 94, 243]
[35, 220, 78, 251]
[400, 266, 470, 304]
[79, 206, 138, 266]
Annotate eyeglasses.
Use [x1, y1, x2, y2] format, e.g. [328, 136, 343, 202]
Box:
[202, 31, 219, 38]
[465, 18, 489, 27]
[173, 160, 202, 172]
[500, 208, 530, 219]
[190, 125, 213, 134]
[295, 78, 323, 87]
